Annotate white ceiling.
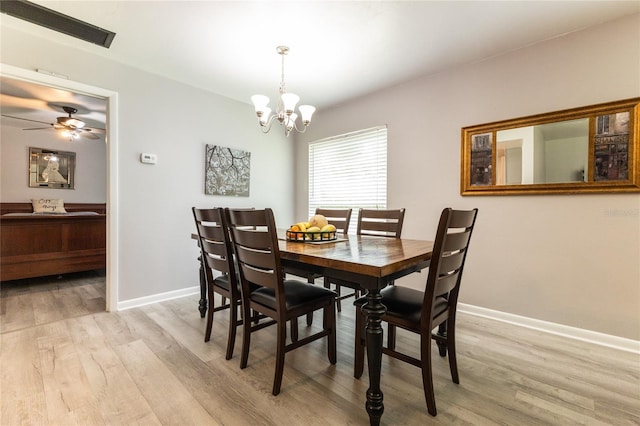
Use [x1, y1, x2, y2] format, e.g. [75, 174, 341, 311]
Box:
[1, 1, 639, 120]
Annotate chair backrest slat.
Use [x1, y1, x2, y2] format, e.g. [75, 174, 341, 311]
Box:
[442, 230, 471, 252]
[315, 208, 352, 234]
[357, 208, 405, 238]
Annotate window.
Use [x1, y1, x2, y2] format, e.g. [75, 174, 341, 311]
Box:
[308, 126, 387, 230]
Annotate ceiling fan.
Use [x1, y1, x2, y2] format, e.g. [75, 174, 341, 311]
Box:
[2, 106, 105, 140]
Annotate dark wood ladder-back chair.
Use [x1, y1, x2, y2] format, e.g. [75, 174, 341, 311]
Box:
[284, 208, 352, 334]
[192, 207, 242, 360]
[324, 207, 406, 311]
[353, 207, 478, 416]
[226, 208, 337, 396]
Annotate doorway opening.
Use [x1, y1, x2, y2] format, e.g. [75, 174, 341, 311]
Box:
[0, 64, 118, 310]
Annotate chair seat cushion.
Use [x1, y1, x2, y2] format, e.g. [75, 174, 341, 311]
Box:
[213, 274, 232, 291]
[251, 279, 336, 311]
[354, 285, 448, 325]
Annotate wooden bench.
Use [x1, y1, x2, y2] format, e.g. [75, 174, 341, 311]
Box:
[0, 202, 106, 281]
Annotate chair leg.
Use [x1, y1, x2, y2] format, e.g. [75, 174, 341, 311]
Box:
[204, 286, 215, 342]
[447, 317, 459, 384]
[325, 304, 337, 364]
[420, 333, 437, 416]
[437, 321, 447, 357]
[272, 320, 287, 396]
[306, 275, 315, 325]
[290, 317, 298, 342]
[198, 257, 207, 318]
[225, 300, 237, 360]
[336, 285, 342, 312]
[387, 324, 396, 350]
[240, 303, 252, 369]
[353, 305, 365, 378]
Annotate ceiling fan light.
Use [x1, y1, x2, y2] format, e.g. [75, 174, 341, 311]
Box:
[58, 116, 85, 128]
[68, 118, 85, 128]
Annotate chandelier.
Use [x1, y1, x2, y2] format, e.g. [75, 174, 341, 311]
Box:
[251, 46, 315, 137]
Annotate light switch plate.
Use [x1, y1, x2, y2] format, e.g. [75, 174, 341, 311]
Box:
[140, 153, 157, 164]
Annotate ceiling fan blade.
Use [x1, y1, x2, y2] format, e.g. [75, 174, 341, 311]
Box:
[1, 114, 52, 125]
[23, 126, 54, 130]
[80, 131, 100, 140]
[83, 127, 106, 134]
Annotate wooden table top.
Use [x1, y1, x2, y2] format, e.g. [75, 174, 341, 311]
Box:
[278, 231, 433, 279]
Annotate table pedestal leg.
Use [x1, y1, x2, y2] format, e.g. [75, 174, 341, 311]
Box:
[363, 289, 386, 426]
[198, 255, 207, 318]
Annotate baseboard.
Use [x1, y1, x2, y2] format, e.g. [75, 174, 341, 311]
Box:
[117, 286, 200, 311]
[459, 303, 640, 354]
[115, 290, 639, 354]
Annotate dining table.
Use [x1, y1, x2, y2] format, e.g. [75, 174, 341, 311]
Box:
[193, 230, 433, 425]
[278, 231, 433, 426]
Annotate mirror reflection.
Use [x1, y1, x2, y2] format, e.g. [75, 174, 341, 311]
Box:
[461, 97, 640, 195]
[496, 118, 589, 185]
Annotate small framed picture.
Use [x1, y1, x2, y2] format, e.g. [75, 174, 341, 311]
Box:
[29, 147, 76, 189]
[204, 144, 250, 196]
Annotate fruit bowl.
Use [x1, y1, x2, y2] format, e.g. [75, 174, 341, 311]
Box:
[286, 229, 337, 242]
[286, 215, 337, 242]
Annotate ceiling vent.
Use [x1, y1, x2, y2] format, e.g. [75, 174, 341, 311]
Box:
[0, 0, 116, 48]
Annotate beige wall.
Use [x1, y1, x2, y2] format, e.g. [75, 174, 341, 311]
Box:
[295, 14, 640, 340]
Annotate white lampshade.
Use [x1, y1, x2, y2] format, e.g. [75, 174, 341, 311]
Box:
[281, 93, 299, 114]
[259, 107, 271, 125]
[251, 95, 270, 113]
[298, 105, 315, 124]
[66, 118, 85, 129]
[286, 113, 298, 131]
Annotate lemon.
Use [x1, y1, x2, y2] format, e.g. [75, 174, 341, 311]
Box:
[320, 224, 336, 232]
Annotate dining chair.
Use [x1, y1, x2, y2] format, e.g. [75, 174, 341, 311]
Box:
[284, 208, 352, 332]
[226, 207, 337, 395]
[353, 207, 478, 416]
[192, 207, 242, 359]
[324, 208, 406, 311]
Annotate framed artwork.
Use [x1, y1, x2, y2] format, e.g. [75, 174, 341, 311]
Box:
[29, 147, 76, 189]
[204, 144, 250, 196]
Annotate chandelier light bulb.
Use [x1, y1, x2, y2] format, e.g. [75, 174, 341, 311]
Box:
[298, 105, 316, 125]
[281, 93, 300, 114]
[260, 107, 272, 125]
[286, 113, 298, 131]
[251, 95, 270, 114]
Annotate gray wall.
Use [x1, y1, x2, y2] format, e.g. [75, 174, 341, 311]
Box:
[294, 14, 640, 340]
[1, 25, 295, 303]
[1, 124, 107, 202]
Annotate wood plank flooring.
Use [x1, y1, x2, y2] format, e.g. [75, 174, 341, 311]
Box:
[1, 272, 639, 425]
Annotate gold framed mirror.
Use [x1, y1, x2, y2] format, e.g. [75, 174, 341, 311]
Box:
[461, 98, 640, 195]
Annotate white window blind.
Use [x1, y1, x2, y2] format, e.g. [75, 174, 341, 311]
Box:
[308, 126, 387, 230]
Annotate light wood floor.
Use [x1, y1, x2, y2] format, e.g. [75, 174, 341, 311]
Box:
[1, 272, 639, 425]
